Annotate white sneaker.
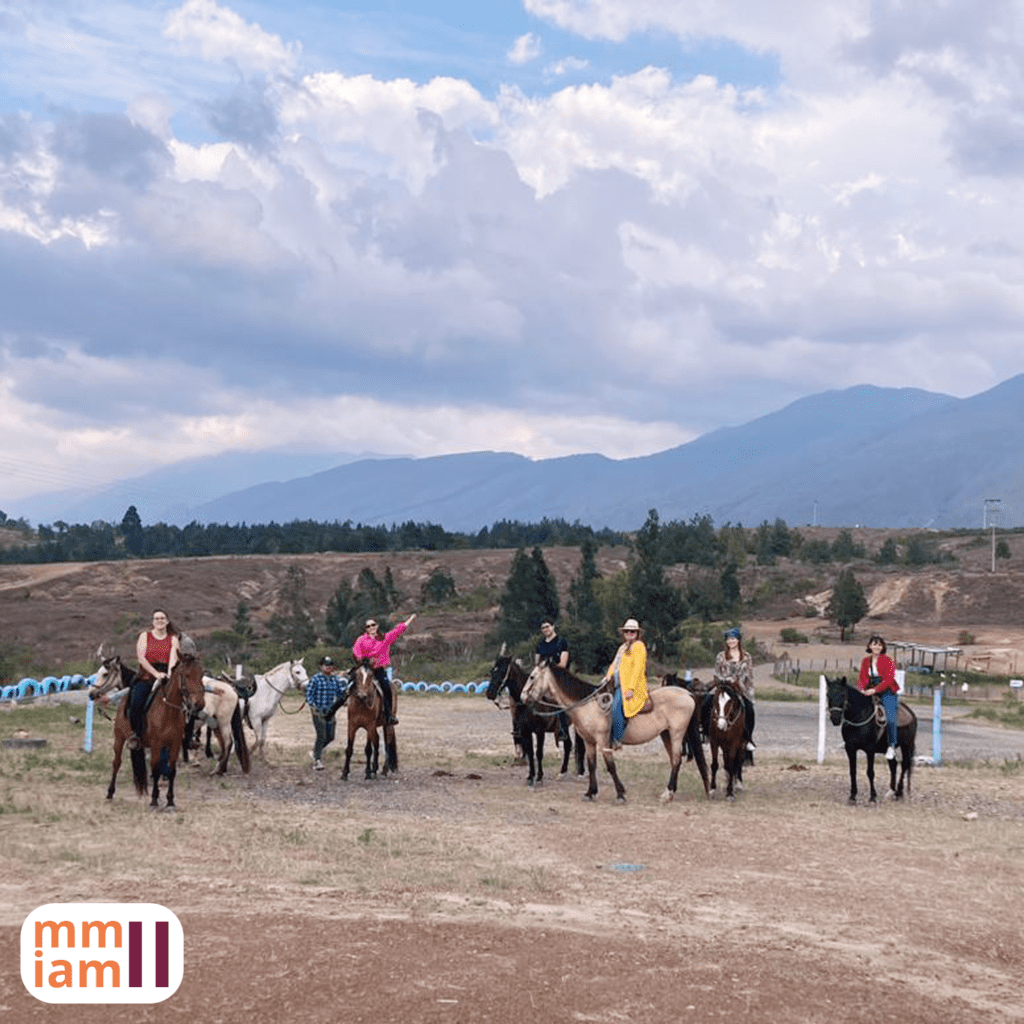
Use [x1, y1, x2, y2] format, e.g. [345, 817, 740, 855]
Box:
[314, 758, 325, 771]
[885, 746, 896, 760]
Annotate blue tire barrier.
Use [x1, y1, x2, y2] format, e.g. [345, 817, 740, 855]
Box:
[16, 679, 36, 699]
[475, 681, 490, 695]
[426, 683, 442, 693]
[440, 681, 453, 693]
[400, 682, 417, 693]
[41, 676, 60, 695]
[451, 683, 467, 694]
[71, 674, 87, 690]
[415, 682, 427, 692]
[1, 685, 15, 700]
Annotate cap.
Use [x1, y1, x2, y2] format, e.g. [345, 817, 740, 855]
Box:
[320, 656, 334, 666]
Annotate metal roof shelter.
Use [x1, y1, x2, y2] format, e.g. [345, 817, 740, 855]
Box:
[888, 642, 963, 672]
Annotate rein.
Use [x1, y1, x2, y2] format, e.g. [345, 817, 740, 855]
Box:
[529, 671, 611, 718]
[834, 688, 875, 729]
[253, 665, 308, 714]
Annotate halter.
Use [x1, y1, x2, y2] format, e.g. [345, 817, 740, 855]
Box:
[254, 662, 308, 714]
[831, 685, 875, 729]
[488, 658, 517, 711]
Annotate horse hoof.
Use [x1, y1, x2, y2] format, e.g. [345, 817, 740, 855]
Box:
[726, 794, 735, 803]
[583, 793, 595, 802]
[659, 789, 674, 803]
[847, 797, 857, 806]
[616, 796, 627, 805]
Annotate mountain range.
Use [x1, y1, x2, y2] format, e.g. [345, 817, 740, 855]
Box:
[8, 377, 1024, 531]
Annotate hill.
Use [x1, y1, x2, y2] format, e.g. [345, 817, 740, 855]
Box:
[3, 528, 1024, 680]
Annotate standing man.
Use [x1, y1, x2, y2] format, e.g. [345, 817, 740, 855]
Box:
[306, 655, 347, 770]
[535, 619, 571, 745]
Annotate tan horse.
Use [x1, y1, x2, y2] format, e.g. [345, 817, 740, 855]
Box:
[98, 654, 206, 808]
[342, 662, 398, 780]
[185, 676, 252, 776]
[522, 663, 709, 804]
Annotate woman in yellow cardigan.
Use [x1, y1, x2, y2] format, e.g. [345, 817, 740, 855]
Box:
[600, 618, 651, 750]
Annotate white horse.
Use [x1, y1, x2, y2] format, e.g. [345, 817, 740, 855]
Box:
[241, 659, 310, 758]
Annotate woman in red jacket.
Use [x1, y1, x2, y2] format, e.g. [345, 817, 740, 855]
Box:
[858, 634, 899, 760]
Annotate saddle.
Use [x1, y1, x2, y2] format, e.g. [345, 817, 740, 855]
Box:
[872, 697, 913, 731]
[213, 671, 257, 700]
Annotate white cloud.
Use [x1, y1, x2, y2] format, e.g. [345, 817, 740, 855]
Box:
[544, 56, 590, 77]
[164, 0, 299, 74]
[507, 32, 542, 65]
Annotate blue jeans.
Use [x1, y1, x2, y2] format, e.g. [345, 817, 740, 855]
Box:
[880, 691, 899, 748]
[610, 673, 626, 744]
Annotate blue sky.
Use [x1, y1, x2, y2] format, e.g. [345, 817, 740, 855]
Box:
[2, 0, 1024, 510]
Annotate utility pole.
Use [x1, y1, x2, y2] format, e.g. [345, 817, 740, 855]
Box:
[984, 498, 1001, 572]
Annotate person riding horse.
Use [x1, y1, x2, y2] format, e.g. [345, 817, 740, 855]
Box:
[535, 619, 572, 746]
[600, 618, 654, 751]
[352, 613, 416, 726]
[701, 627, 756, 758]
[858, 635, 900, 760]
[128, 609, 181, 750]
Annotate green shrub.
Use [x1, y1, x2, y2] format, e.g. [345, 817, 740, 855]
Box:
[779, 627, 809, 644]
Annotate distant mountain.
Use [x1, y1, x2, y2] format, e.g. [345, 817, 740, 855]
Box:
[7, 450, 367, 527]
[11, 378, 1024, 530]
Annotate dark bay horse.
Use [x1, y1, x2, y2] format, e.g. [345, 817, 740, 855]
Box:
[342, 662, 398, 780]
[522, 663, 709, 804]
[825, 676, 916, 804]
[707, 684, 746, 800]
[96, 654, 206, 808]
[487, 648, 583, 785]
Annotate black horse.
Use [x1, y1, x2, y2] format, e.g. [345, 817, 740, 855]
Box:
[487, 648, 584, 785]
[825, 676, 916, 804]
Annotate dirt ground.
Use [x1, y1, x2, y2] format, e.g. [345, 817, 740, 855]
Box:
[2, 691, 1024, 1024]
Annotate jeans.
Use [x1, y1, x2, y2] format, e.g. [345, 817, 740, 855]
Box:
[879, 690, 899, 748]
[610, 673, 626, 744]
[312, 710, 336, 758]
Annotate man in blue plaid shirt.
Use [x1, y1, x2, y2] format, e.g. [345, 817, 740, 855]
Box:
[307, 655, 349, 770]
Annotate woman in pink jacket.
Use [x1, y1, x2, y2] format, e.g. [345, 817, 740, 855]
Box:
[352, 613, 416, 725]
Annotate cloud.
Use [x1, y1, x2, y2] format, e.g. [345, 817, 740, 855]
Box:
[164, 0, 299, 74]
[3, 0, 1024, 505]
[507, 32, 542, 65]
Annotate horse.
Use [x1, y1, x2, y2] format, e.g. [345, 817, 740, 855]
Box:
[182, 676, 251, 776]
[342, 661, 398, 780]
[522, 663, 710, 804]
[825, 676, 916, 804]
[487, 647, 583, 785]
[706, 684, 746, 800]
[240, 659, 310, 758]
[94, 653, 206, 808]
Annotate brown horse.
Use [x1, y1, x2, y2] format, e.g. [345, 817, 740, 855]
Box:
[100, 654, 206, 808]
[522, 663, 709, 804]
[707, 684, 746, 800]
[342, 662, 398, 780]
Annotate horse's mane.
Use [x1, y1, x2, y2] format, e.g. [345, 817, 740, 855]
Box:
[547, 664, 600, 700]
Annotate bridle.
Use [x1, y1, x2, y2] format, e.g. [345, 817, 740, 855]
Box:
[829, 684, 874, 728]
[712, 684, 744, 730]
[524, 665, 612, 718]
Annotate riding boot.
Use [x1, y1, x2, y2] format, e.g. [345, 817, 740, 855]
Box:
[376, 669, 398, 725]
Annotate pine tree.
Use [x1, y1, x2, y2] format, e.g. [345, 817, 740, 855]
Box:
[826, 568, 868, 641]
[268, 564, 317, 649]
[531, 547, 560, 624]
[120, 505, 144, 557]
[565, 537, 603, 671]
[628, 509, 686, 655]
[495, 547, 558, 645]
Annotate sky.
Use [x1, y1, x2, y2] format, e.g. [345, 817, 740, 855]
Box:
[3, 0, 1024, 503]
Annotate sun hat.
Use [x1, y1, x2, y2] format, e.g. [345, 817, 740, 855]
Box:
[620, 618, 641, 633]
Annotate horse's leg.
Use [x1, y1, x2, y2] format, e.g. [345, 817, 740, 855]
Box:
[165, 758, 178, 809]
[865, 748, 878, 803]
[583, 741, 599, 801]
[600, 749, 627, 803]
[558, 724, 572, 777]
[364, 726, 375, 779]
[659, 729, 682, 804]
[709, 735, 720, 794]
[215, 725, 230, 775]
[534, 728, 546, 786]
[846, 742, 858, 804]
[149, 749, 162, 808]
[575, 731, 586, 776]
[524, 729, 537, 787]
[107, 733, 125, 800]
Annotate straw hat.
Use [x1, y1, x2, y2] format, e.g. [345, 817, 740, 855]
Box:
[620, 618, 643, 637]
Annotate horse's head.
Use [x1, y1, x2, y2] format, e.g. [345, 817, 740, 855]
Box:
[89, 652, 125, 700]
[349, 661, 377, 706]
[521, 662, 550, 705]
[173, 656, 207, 717]
[825, 675, 848, 726]
[712, 684, 742, 732]
[289, 659, 309, 690]
[487, 645, 512, 702]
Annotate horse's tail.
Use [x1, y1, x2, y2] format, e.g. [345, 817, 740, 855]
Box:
[231, 705, 251, 774]
[686, 705, 711, 797]
[385, 730, 398, 773]
[130, 747, 148, 794]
